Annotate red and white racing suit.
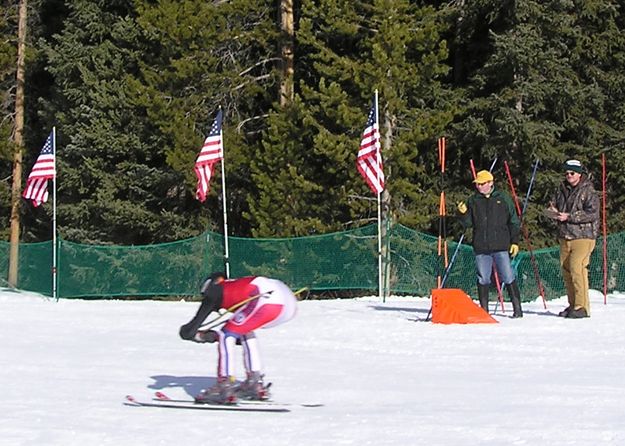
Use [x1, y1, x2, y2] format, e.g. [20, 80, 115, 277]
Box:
[214, 276, 297, 379]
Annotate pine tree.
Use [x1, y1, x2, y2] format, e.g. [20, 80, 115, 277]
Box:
[132, 0, 281, 237]
[247, 0, 458, 237]
[450, 0, 625, 247]
[37, 0, 208, 243]
[0, 3, 18, 240]
[566, 0, 625, 233]
[8, 0, 625, 250]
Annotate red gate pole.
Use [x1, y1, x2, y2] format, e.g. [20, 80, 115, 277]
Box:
[503, 161, 547, 309]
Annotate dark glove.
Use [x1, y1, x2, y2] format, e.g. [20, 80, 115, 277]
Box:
[194, 330, 219, 343]
[179, 298, 217, 341]
[179, 323, 196, 341]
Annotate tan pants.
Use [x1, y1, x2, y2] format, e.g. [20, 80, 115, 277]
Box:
[559, 239, 596, 315]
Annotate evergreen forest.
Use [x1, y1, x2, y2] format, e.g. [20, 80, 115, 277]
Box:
[1, 0, 625, 249]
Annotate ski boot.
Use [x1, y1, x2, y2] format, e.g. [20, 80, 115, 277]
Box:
[195, 376, 237, 404]
[236, 371, 271, 401]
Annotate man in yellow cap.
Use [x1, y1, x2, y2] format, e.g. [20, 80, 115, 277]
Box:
[457, 170, 523, 317]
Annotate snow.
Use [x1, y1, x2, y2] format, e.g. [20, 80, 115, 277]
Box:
[1, 287, 625, 446]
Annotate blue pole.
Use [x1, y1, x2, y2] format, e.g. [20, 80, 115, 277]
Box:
[521, 158, 540, 218]
[440, 234, 464, 288]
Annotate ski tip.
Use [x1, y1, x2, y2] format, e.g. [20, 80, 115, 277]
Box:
[154, 391, 170, 401]
[125, 395, 139, 405]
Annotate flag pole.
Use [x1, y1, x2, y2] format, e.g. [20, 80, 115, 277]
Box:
[356, 92, 384, 301]
[52, 127, 58, 301]
[374, 90, 383, 302]
[194, 109, 227, 276]
[219, 113, 230, 278]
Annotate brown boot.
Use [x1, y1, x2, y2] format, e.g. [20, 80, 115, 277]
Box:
[566, 307, 588, 319]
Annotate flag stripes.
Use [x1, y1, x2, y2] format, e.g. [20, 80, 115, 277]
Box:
[23, 132, 55, 207]
[195, 109, 224, 202]
[357, 102, 384, 194]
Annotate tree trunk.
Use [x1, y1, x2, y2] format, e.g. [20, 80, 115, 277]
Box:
[453, 0, 466, 84]
[279, 0, 294, 106]
[8, 0, 27, 287]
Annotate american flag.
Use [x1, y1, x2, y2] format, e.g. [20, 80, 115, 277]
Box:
[356, 102, 384, 194]
[22, 131, 55, 207]
[195, 109, 224, 202]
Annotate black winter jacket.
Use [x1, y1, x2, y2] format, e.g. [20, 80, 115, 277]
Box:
[459, 188, 520, 254]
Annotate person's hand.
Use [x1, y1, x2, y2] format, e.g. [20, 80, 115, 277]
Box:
[179, 323, 195, 340]
[457, 201, 467, 214]
[556, 212, 569, 222]
[509, 244, 519, 258]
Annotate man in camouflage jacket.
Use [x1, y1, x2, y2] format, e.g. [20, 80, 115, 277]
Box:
[548, 159, 600, 318]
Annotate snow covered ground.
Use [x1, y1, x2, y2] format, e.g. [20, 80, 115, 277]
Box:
[1, 286, 625, 446]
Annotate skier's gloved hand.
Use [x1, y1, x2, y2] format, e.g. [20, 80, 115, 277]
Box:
[179, 323, 196, 340]
[457, 201, 468, 214]
[193, 330, 219, 343]
[509, 244, 519, 258]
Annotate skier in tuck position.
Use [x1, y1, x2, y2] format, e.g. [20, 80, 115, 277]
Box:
[179, 272, 298, 404]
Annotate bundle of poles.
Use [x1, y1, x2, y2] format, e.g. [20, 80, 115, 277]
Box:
[436, 137, 448, 289]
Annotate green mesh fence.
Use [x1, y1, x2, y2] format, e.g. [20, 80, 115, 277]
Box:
[2, 224, 624, 300]
[1, 241, 55, 292]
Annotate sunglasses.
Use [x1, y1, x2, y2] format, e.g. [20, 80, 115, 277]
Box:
[565, 171, 579, 176]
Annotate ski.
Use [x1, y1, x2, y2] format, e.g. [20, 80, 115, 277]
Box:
[125, 395, 290, 413]
[154, 391, 323, 408]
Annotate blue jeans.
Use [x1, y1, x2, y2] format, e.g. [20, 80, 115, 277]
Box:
[475, 251, 516, 285]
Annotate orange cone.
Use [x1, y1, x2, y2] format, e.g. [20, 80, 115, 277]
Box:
[431, 288, 498, 324]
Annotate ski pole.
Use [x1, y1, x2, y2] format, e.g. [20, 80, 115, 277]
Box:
[489, 157, 498, 173]
[293, 287, 310, 300]
[426, 235, 464, 321]
[511, 160, 537, 272]
[199, 291, 274, 329]
[440, 234, 464, 288]
[503, 160, 547, 308]
[198, 286, 308, 330]
[521, 159, 540, 218]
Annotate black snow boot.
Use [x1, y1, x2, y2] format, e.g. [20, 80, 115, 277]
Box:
[507, 280, 523, 318]
[477, 283, 490, 312]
